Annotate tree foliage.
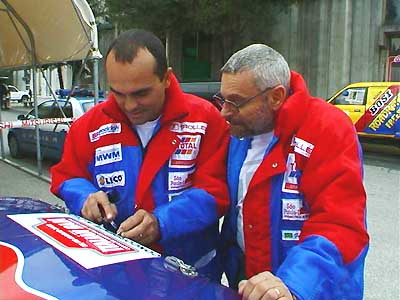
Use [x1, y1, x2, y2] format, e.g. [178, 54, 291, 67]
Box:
[100, 0, 299, 40]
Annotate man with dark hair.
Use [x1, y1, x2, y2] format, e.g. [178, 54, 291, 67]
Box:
[217, 44, 369, 300]
[51, 29, 230, 279]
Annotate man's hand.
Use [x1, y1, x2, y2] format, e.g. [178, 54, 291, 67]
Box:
[238, 271, 294, 300]
[81, 191, 117, 223]
[117, 209, 160, 245]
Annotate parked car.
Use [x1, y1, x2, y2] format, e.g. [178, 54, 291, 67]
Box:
[56, 87, 105, 98]
[0, 196, 239, 300]
[327, 82, 400, 142]
[7, 97, 102, 161]
[8, 85, 32, 106]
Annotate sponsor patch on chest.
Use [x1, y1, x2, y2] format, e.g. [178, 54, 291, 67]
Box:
[169, 135, 201, 168]
[95, 143, 122, 166]
[282, 153, 300, 194]
[168, 169, 194, 191]
[291, 136, 314, 158]
[89, 123, 121, 142]
[282, 198, 309, 221]
[96, 170, 125, 188]
[281, 230, 301, 241]
[170, 121, 207, 134]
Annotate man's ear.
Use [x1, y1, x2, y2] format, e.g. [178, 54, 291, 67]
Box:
[164, 67, 173, 88]
[269, 85, 287, 111]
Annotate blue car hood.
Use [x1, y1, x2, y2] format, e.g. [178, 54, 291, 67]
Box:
[0, 197, 239, 300]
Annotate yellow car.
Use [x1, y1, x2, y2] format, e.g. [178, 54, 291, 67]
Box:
[327, 82, 399, 141]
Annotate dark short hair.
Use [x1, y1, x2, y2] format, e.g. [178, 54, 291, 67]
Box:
[105, 29, 167, 80]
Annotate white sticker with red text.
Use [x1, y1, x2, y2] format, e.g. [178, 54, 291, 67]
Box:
[282, 199, 309, 221]
[170, 121, 207, 134]
[8, 213, 160, 269]
[282, 153, 300, 194]
[168, 169, 194, 191]
[292, 136, 314, 158]
[169, 135, 201, 168]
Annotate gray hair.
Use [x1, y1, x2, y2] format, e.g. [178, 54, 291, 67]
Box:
[221, 44, 290, 92]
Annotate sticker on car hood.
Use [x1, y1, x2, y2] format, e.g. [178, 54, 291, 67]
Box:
[7, 213, 160, 269]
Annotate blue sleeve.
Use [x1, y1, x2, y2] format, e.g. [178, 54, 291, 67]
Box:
[59, 178, 99, 215]
[153, 188, 218, 242]
[276, 236, 368, 300]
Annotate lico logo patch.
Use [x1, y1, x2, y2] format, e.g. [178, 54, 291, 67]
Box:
[89, 123, 121, 142]
[95, 143, 122, 166]
[96, 170, 125, 188]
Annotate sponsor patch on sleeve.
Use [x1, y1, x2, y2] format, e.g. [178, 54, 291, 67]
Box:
[169, 135, 201, 168]
[96, 170, 125, 188]
[170, 122, 207, 134]
[291, 136, 314, 158]
[95, 143, 122, 166]
[89, 123, 121, 142]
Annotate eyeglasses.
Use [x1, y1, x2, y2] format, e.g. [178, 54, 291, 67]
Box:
[212, 85, 276, 112]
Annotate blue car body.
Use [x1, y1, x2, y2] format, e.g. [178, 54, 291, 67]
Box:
[0, 197, 239, 300]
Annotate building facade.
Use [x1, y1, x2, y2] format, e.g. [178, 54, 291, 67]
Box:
[11, 0, 400, 100]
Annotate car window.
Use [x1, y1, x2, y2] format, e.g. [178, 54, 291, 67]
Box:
[333, 87, 367, 105]
[81, 101, 95, 112]
[37, 101, 58, 119]
[53, 102, 73, 118]
[8, 86, 17, 92]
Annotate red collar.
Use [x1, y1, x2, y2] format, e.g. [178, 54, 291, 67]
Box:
[274, 71, 311, 140]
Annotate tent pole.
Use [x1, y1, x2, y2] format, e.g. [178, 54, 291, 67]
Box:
[2, 0, 43, 175]
[93, 58, 99, 104]
[0, 100, 4, 159]
[33, 66, 43, 175]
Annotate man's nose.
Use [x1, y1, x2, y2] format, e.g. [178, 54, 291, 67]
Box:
[124, 96, 139, 111]
[220, 104, 235, 120]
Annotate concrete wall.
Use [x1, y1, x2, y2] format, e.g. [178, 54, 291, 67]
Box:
[268, 0, 387, 99]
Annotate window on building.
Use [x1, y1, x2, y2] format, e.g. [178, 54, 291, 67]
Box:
[182, 32, 212, 81]
[386, 0, 400, 25]
[391, 63, 400, 81]
[389, 37, 400, 56]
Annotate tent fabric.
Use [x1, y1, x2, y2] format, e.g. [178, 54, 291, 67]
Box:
[0, 0, 101, 70]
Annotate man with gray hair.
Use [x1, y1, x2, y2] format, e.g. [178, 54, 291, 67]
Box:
[216, 44, 369, 300]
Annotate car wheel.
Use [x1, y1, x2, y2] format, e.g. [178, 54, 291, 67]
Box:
[8, 134, 22, 158]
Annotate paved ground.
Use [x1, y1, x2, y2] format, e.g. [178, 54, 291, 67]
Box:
[0, 149, 399, 299]
[0, 159, 62, 206]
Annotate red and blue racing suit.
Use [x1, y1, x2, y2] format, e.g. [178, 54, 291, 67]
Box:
[51, 74, 230, 280]
[220, 72, 369, 299]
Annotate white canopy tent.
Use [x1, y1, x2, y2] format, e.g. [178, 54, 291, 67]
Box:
[0, 0, 101, 176]
[0, 0, 101, 68]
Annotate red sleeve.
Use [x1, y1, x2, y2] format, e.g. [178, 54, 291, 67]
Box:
[192, 102, 230, 216]
[299, 107, 369, 263]
[50, 119, 93, 196]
